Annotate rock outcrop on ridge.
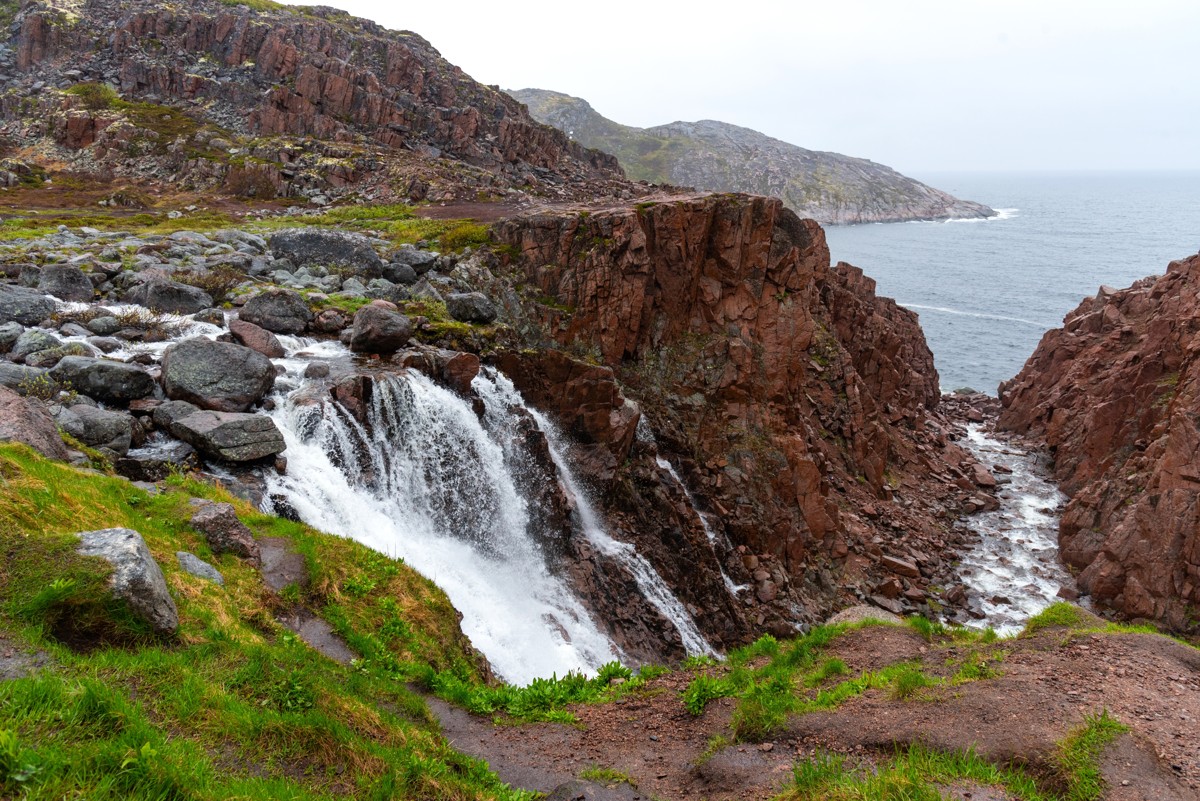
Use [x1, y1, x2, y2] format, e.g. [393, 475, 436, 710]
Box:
[510, 88, 995, 225]
[999, 253, 1200, 632]
[0, 0, 630, 204]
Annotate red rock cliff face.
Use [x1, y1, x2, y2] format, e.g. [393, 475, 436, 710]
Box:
[999, 254, 1200, 631]
[493, 194, 993, 633]
[8, 0, 620, 184]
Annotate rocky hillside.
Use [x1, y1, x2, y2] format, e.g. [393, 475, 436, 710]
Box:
[0, 0, 634, 206]
[999, 254, 1200, 633]
[510, 89, 994, 225]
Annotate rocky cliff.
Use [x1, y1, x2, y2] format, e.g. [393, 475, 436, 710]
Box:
[999, 254, 1200, 632]
[491, 193, 1002, 640]
[510, 89, 994, 225]
[0, 0, 629, 204]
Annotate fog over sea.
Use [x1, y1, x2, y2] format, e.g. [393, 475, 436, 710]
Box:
[824, 171, 1200, 394]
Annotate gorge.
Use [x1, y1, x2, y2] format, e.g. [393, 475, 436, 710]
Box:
[0, 0, 1196, 798]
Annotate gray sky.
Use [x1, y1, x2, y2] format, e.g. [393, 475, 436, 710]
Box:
[288, 0, 1199, 173]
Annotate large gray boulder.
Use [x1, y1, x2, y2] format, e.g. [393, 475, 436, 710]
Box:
[0, 385, 69, 460]
[238, 289, 312, 335]
[123, 278, 213, 315]
[0, 363, 46, 394]
[348, 304, 412, 355]
[270, 228, 384, 273]
[10, 329, 61, 363]
[446, 292, 498, 324]
[161, 338, 275, 413]
[38, 264, 94, 303]
[49, 356, 156, 403]
[168, 410, 285, 462]
[75, 528, 178, 637]
[0, 286, 54, 326]
[55, 404, 133, 455]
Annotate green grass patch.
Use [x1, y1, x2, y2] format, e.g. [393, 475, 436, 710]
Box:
[1023, 603, 1089, 635]
[783, 744, 1052, 801]
[578, 766, 636, 787]
[439, 222, 491, 252]
[1055, 709, 1128, 801]
[0, 444, 531, 800]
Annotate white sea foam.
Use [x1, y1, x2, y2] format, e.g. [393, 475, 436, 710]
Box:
[899, 303, 1049, 328]
[905, 208, 1020, 225]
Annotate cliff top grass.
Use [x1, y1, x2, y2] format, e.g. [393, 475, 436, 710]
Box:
[0, 200, 492, 250]
[0, 443, 527, 800]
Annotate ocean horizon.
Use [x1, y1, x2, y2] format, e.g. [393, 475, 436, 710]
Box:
[824, 169, 1200, 394]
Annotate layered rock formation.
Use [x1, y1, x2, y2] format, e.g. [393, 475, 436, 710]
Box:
[511, 89, 994, 224]
[491, 193, 1001, 640]
[0, 0, 629, 202]
[999, 254, 1200, 631]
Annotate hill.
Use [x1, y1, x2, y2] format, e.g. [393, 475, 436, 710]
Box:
[510, 88, 994, 225]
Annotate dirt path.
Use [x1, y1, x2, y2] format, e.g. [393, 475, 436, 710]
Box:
[430, 624, 1200, 800]
[259, 537, 357, 665]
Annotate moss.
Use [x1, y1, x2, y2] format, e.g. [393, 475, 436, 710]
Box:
[439, 222, 491, 252]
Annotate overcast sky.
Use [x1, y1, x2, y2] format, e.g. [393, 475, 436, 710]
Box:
[288, 0, 1199, 174]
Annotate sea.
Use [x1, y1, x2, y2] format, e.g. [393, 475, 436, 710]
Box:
[823, 171, 1200, 395]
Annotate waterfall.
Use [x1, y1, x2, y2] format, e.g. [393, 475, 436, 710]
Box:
[264, 367, 621, 684]
[471, 370, 716, 658]
[655, 457, 749, 598]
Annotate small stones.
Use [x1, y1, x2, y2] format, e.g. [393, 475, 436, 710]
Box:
[176, 551, 224, 585]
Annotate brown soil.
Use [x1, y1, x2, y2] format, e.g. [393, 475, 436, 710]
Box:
[430, 625, 1200, 800]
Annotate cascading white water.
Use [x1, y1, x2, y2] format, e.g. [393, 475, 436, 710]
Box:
[471, 370, 717, 658]
[956, 423, 1074, 634]
[655, 456, 749, 597]
[264, 361, 621, 684]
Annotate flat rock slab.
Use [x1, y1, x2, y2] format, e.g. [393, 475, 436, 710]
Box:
[168, 410, 285, 462]
[259, 537, 307, 592]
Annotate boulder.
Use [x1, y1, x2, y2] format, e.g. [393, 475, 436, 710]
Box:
[269, 228, 384, 273]
[0, 286, 54, 326]
[348, 305, 412, 354]
[75, 528, 178, 637]
[37, 264, 94, 302]
[0, 385, 69, 460]
[189, 502, 260, 562]
[176, 552, 224, 585]
[48, 356, 157, 403]
[123, 278, 213, 314]
[0, 363, 46, 393]
[161, 338, 275, 412]
[168, 410, 286, 462]
[151, 399, 200, 430]
[86, 316, 120, 335]
[10, 329, 61, 362]
[381, 262, 418, 285]
[0, 321, 23, 353]
[115, 441, 199, 482]
[228, 319, 285, 358]
[446, 292, 498, 324]
[389, 244, 438, 274]
[238, 289, 312, 335]
[56, 404, 133, 455]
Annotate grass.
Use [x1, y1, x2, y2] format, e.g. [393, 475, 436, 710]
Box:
[0, 443, 533, 800]
[578, 766, 636, 787]
[1055, 710, 1128, 801]
[782, 744, 1052, 801]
